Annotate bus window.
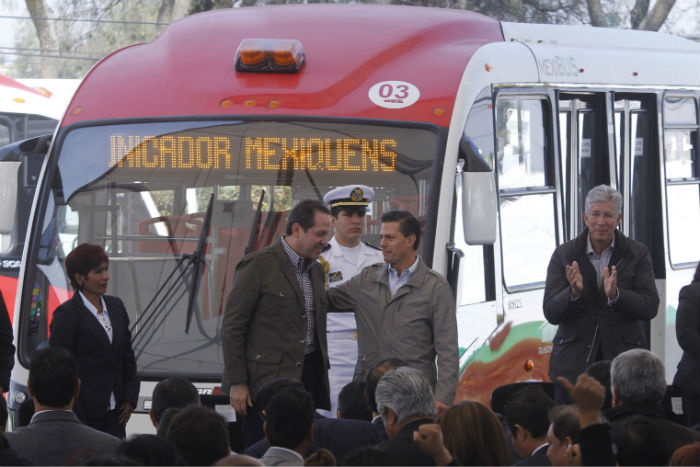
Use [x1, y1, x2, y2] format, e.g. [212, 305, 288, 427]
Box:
[558, 94, 610, 235]
[614, 95, 664, 276]
[664, 95, 700, 266]
[496, 96, 556, 289]
[558, 109, 571, 238]
[614, 98, 653, 241]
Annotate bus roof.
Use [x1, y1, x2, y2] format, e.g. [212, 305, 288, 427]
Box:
[501, 22, 699, 86]
[61, 5, 503, 129]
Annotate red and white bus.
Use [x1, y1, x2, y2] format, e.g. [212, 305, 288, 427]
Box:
[0, 75, 79, 320]
[5, 4, 699, 431]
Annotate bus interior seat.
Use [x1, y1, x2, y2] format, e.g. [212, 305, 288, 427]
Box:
[137, 213, 204, 254]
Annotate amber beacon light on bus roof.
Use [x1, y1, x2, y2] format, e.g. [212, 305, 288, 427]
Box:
[235, 39, 305, 73]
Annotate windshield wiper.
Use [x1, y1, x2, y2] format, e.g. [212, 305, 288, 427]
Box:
[185, 193, 214, 334]
[245, 189, 265, 255]
[130, 194, 216, 358]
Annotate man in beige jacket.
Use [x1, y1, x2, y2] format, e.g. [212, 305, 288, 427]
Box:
[327, 210, 458, 412]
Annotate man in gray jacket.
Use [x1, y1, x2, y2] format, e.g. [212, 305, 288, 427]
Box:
[5, 347, 119, 465]
[327, 211, 458, 412]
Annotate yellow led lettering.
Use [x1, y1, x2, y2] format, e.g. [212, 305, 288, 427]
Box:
[245, 137, 263, 170]
[306, 138, 323, 171]
[107, 133, 398, 172]
[381, 138, 398, 171]
[362, 139, 378, 172]
[110, 135, 130, 168]
[263, 138, 281, 170]
[213, 137, 231, 169]
[110, 135, 119, 167]
[159, 136, 177, 168]
[296, 138, 307, 171]
[142, 137, 159, 168]
[195, 137, 213, 169]
[125, 136, 141, 168]
[343, 138, 361, 172]
[325, 138, 342, 171]
[282, 138, 301, 171]
[177, 137, 195, 168]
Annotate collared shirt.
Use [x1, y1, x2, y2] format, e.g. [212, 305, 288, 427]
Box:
[263, 446, 305, 465]
[586, 235, 615, 288]
[586, 235, 619, 305]
[29, 409, 74, 424]
[78, 291, 116, 410]
[281, 236, 317, 354]
[387, 256, 419, 296]
[79, 291, 113, 342]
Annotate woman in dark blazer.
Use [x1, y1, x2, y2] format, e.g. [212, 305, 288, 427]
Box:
[673, 262, 700, 428]
[49, 243, 139, 438]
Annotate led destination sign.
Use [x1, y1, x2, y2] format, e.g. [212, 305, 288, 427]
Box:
[109, 135, 398, 172]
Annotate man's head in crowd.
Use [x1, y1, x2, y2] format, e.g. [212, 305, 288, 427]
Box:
[366, 358, 406, 416]
[337, 380, 372, 421]
[149, 377, 200, 427]
[612, 414, 667, 466]
[165, 405, 230, 466]
[546, 405, 581, 466]
[374, 366, 434, 439]
[610, 348, 666, 406]
[29, 346, 80, 411]
[117, 434, 186, 466]
[264, 386, 315, 454]
[255, 377, 306, 416]
[503, 385, 555, 460]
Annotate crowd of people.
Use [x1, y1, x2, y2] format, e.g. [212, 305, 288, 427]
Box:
[0, 347, 698, 466]
[0, 184, 697, 465]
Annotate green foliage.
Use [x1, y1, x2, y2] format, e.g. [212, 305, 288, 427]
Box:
[10, 0, 167, 78]
[8, 0, 687, 78]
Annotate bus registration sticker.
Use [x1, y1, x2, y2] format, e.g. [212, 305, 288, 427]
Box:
[369, 81, 420, 109]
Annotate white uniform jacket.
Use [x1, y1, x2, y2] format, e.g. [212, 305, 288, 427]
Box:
[320, 236, 384, 332]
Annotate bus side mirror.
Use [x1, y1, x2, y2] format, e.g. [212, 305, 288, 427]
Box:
[0, 161, 20, 234]
[459, 137, 497, 245]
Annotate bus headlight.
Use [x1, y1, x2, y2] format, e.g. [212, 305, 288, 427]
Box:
[13, 390, 27, 405]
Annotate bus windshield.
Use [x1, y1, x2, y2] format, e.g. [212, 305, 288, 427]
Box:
[21, 118, 441, 380]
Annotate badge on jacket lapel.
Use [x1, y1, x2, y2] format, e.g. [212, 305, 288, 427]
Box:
[328, 271, 343, 283]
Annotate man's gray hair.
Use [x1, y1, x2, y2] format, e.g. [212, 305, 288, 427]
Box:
[585, 185, 622, 216]
[610, 348, 666, 405]
[375, 366, 434, 424]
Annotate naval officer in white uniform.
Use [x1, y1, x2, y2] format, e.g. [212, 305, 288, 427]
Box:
[319, 185, 383, 418]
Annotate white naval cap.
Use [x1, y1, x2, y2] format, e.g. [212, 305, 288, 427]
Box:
[323, 185, 374, 209]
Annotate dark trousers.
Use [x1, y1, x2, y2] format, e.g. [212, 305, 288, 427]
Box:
[241, 406, 265, 448]
[301, 349, 325, 409]
[682, 396, 700, 428]
[87, 409, 126, 439]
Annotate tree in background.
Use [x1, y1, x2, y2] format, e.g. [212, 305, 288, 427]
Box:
[5, 0, 697, 78]
[9, 0, 181, 77]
